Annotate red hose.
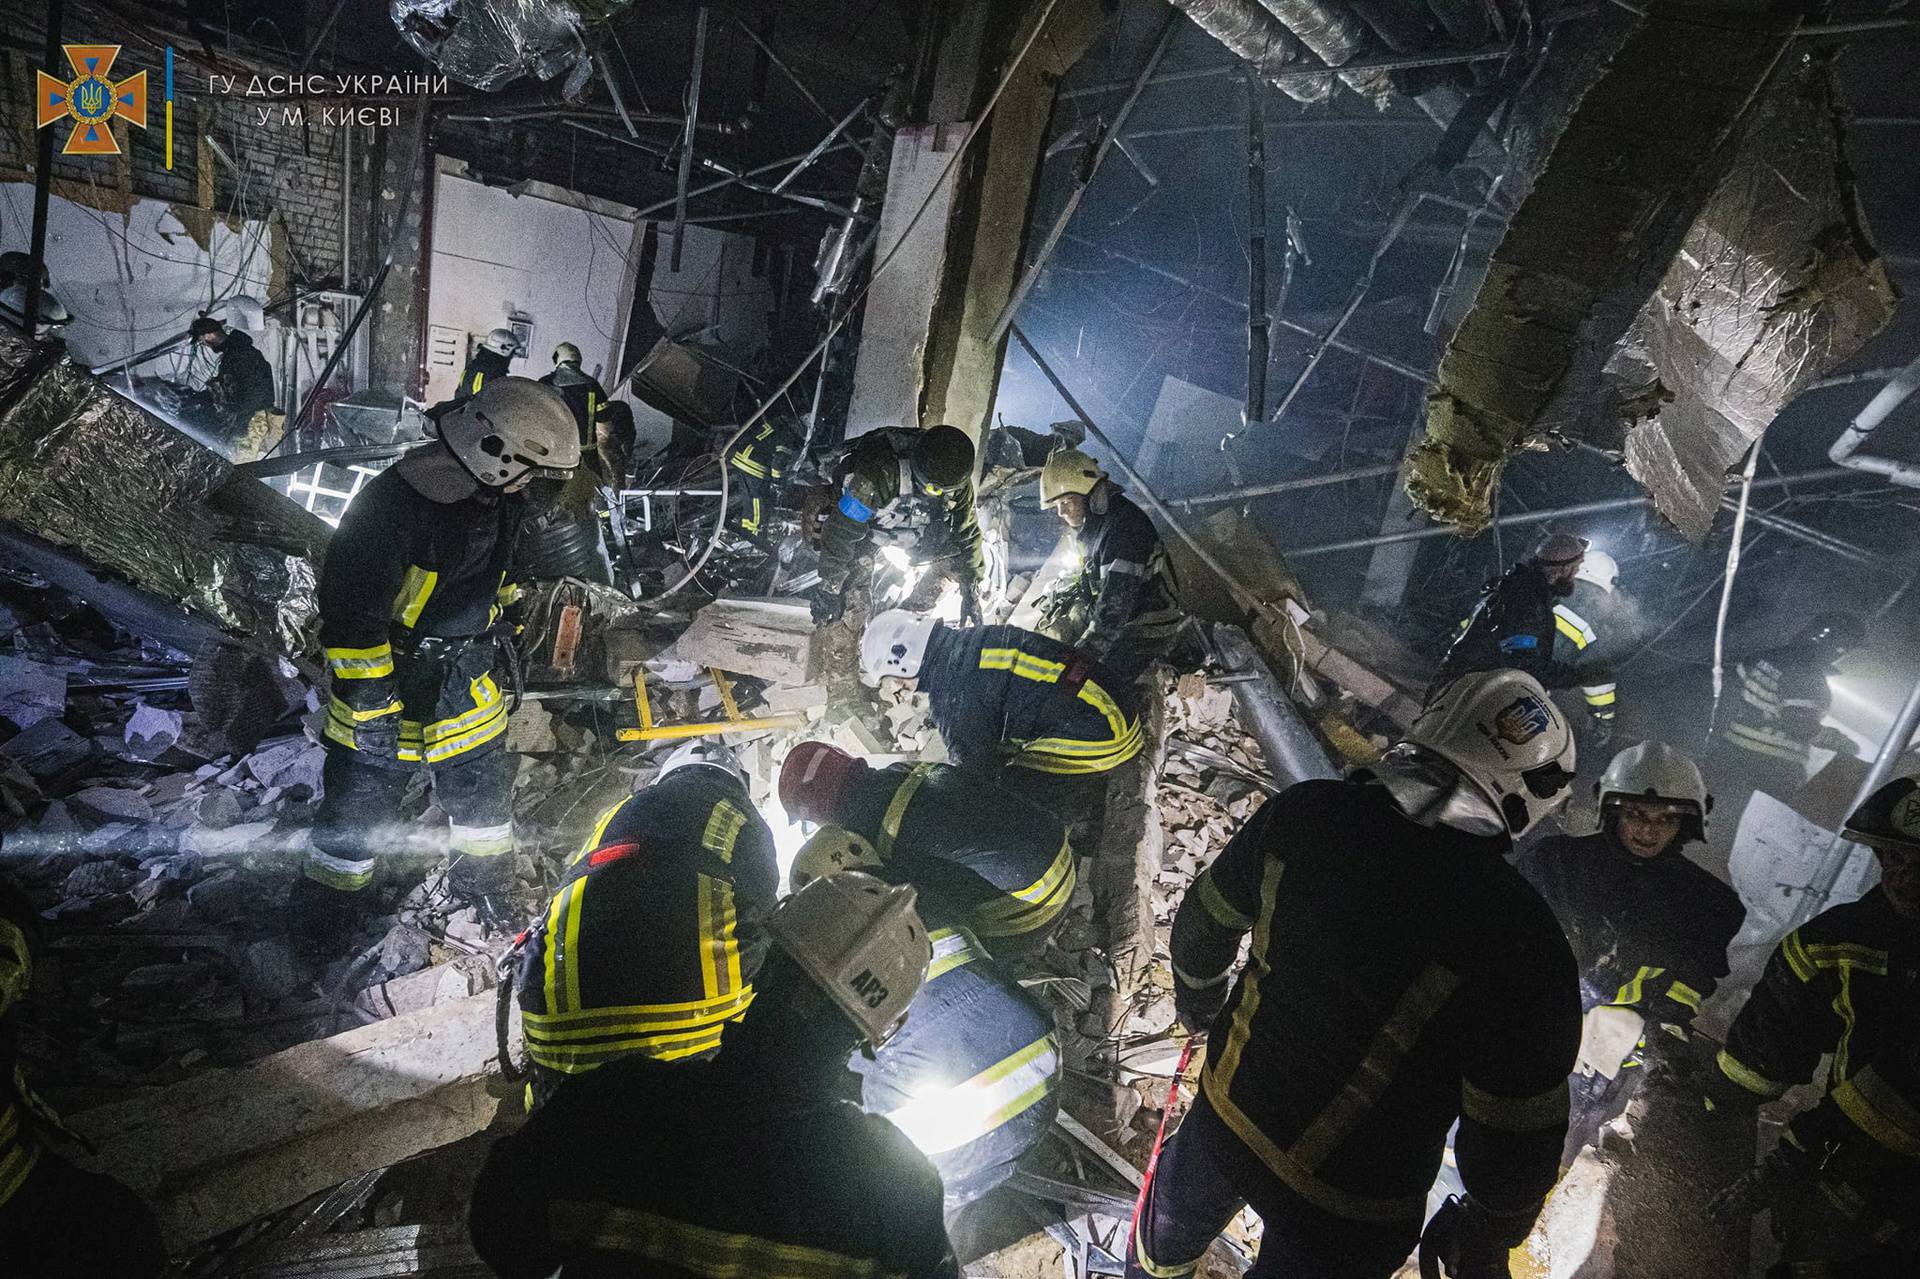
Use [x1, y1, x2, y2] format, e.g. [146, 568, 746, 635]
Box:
[1132, 1036, 1199, 1228]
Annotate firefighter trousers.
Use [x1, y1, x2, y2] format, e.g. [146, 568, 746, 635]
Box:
[1127, 1090, 1420, 1279]
[304, 745, 515, 892]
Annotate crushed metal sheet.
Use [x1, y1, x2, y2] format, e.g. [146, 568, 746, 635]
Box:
[390, 0, 619, 93]
[1608, 66, 1895, 538]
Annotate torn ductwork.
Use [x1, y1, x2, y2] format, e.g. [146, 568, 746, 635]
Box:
[1407, 8, 1798, 531]
[1162, 1, 1326, 105]
[1607, 66, 1895, 537]
[1253, 0, 1389, 105]
[626, 336, 744, 430]
[391, 0, 626, 93]
[0, 327, 326, 656]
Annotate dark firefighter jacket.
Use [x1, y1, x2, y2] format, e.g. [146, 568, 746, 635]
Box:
[818, 428, 985, 599]
[209, 330, 275, 424]
[515, 768, 778, 1074]
[1042, 490, 1181, 678]
[541, 366, 608, 452]
[854, 911, 1060, 1208]
[920, 623, 1142, 779]
[1517, 831, 1743, 1031]
[1431, 562, 1584, 701]
[317, 455, 520, 768]
[1556, 579, 1621, 729]
[469, 1049, 957, 1279]
[1170, 779, 1580, 1226]
[834, 762, 1075, 949]
[1714, 886, 1920, 1227]
[1722, 644, 1845, 773]
[726, 416, 804, 540]
[458, 347, 512, 398]
[0, 900, 83, 1217]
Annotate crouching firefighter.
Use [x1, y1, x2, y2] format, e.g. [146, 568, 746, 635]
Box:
[293, 378, 579, 952]
[1135, 670, 1582, 1279]
[814, 424, 985, 626]
[1516, 741, 1743, 1162]
[861, 611, 1142, 818]
[470, 873, 957, 1279]
[778, 741, 1075, 957]
[512, 741, 777, 1106]
[1697, 774, 1920, 1277]
[1, 873, 165, 1277]
[789, 838, 1061, 1212]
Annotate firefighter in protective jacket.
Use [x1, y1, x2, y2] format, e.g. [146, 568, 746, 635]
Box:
[1517, 741, 1742, 1158]
[814, 425, 985, 625]
[725, 415, 805, 543]
[471, 874, 956, 1279]
[861, 613, 1141, 799]
[1712, 611, 1862, 813]
[295, 378, 578, 949]
[778, 741, 1075, 955]
[1034, 449, 1183, 681]
[1135, 671, 1581, 1279]
[459, 328, 520, 398]
[515, 741, 777, 1104]
[790, 846, 1061, 1210]
[1, 874, 165, 1277]
[1701, 774, 1920, 1274]
[1430, 533, 1605, 712]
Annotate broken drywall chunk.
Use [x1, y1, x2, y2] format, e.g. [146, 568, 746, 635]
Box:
[123, 704, 184, 760]
[0, 656, 66, 728]
[675, 597, 817, 683]
[2, 718, 94, 777]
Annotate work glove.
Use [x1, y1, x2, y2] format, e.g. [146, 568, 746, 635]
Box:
[959, 583, 983, 627]
[1586, 715, 1614, 754]
[1707, 1149, 1796, 1240]
[813, 591, 845, 626]
[1418, 1196, 1525, 1279]
[1173, 973, 1231, 1037]
[1814, 725, 1856, 754]
[448, 853, 520, 937]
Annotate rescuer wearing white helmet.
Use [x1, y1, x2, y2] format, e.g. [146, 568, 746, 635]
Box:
[788, 830, 1062, 1211]
[458, 327, 522, 398]
[293, 377, 580, 958]
[1140, 669, 1580, 1279]
[1699, 773, 1920, 1273]
[512, 734, 776, 1105]
[1033, 448, 1182, 681]
[539, 339, 608, 465]
[858, 610, 1142, 819]
[471, 873, 955, 1279]
[1517, 741, 1743, 1162]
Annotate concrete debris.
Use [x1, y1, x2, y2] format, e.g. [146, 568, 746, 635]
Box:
[123, 703, 185, 759]
[4, 717, 96, 777]
[672, 596, 818, 683]
[0, 654, 67, 727]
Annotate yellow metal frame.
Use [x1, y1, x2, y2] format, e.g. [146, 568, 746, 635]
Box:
[617, 667, 807, 742]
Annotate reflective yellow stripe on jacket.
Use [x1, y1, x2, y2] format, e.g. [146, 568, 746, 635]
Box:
[971, 834, 1075, 939]
[0, 1098, 42, 1211]
[978, 648, 1142, 776]
[883, 1031, 1059, 1157]
[549, 1202, 905, 1279]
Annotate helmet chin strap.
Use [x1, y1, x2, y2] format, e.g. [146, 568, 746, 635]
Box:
[1359, 748, 1508, 837]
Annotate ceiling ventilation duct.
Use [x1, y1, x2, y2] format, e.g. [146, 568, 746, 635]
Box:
[1162, 0, 1328, 104]
[391, 0, 630, 93]
[1607, 65, 1895, 536]
[1406, 7, 1808, 531]
[1253, 0, 1389, 105]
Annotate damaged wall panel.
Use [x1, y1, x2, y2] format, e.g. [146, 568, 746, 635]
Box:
[0, 328, 326, 654]
[1408, 8, 1796, 530]
[1606, 66, 1894, 537]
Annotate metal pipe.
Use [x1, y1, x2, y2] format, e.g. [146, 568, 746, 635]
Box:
[1243, 68, 1270, 428]
[729, 15, 837, 129]
[1061, 44, 1517, 100]
[1125, 117, 1435, 139]
[23, 0, 63, 335]
[1171, 461, 1400, 507]
[1215, 624, 1339, 783]
[341, 121, 353, 290]
[1284, 466, 1861, 557]
[631, 140, 859, 220]
[1794, 676, 1920, 927]
[987, 13, 1179, 346]
[672, 7, 709, 272]
[1827, 351, 1920, 487]
[773, 96, 867, 194]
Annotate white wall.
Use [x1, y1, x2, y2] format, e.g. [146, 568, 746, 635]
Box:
[0, 183, 273, 381]
[423, 168, 772, 460]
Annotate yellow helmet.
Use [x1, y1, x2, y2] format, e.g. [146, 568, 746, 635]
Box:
[1040, 449, 1106, 508]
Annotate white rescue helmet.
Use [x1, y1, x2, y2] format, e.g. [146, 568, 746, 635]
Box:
[1575, 549, 1619, 594]
[658, 739, 746, 789]
[553, 341, 582, 367]
[764, 871, 931, 1047]
[789, 825, 884, 892]
[482, 327, 521, 357]
[1040, 449, 1106, 508]
[861, 610, 940, 685]
[1598, 741, 1710, 842]
[435, 377, 580, 488]
[1405, 669, 1576, 837]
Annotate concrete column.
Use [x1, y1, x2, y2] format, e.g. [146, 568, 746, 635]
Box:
[367, 106, 433, 401]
